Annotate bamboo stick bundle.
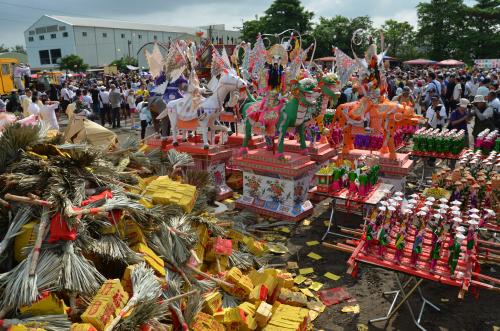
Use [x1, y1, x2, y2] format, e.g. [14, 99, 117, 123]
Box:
[0, 206, 32, 258]
[0, 314, 71, 331]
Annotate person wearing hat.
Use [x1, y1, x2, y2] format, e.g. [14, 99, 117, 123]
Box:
[471, 94, 494, 137]
[392, 86, 414, 106]
[449, 98, 471, 141]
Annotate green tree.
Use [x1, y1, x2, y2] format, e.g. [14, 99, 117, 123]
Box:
[241, 0, 313, 43]
[416, 0, 468, 61]
[380, 19, 417, 60]
[312, 15, 374, 58]
[10, 45, 26, 54]
[0, 44, 9, 53]
[110, 56, 139, 72]
[241, 17, 266, 44]
[463, 0, 500, 61]
[59, 54, 89, 72]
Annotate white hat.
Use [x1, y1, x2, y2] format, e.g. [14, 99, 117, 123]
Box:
[485, 209, 496, 216]
[388, 206, 396, 211]
[459, 98, 470, 108]
[425, 201, 434, 206]
[395, 191, 404, 196]
[450, 206, 461, 211]
[402, 209, 411, 214]
[439, 204, 450, 209]
[473, 95, 486, 103]
[456, 226, 466, 232]
[410, 193, 419, 198]
[453, 217, 463, 223]
[379, 206, 387, 211]
[469, 208, 480, 213]
[434, 214, 443, 219]
[438, 209, 447, 214]
[406, 204, 415, 210]
[456, 233, 466, 240]
[394, 196, 403, 202]
[468, 220, 479, 226]
[380, 201, 389, 206]
[426, 197, 436, 202]
[452, 210, 461, 216]
[417, 211, 427, 216]
[469, 214, 480, 219]
[388, 199, 396, 204]
[408, 199, 418, 204]
[451, 200, 462, 205]
[421, 206, 430, 212]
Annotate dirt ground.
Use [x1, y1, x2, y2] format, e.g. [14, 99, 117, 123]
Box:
[100, 122, 500, 331]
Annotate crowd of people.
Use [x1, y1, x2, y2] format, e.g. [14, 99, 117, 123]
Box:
[1, 65, 500, 144]
[336, 67, 500, 140]
[0, 72, 158, 137]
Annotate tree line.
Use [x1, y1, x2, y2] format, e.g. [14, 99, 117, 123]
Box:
[240, 0, 500, 64]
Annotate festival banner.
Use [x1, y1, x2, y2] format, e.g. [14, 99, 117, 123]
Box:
[334, 47, 358, 87]
[474, 59, 500, 69]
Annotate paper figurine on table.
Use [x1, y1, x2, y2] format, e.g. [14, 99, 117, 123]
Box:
[394, 210, 410, 264]
[448, 230, 465, 276]
[469, 183, 479, 209]
[466, 216, 480, 255]
[377, 216, 390, 257]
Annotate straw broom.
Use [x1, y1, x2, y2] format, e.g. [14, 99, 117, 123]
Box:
[104, 262, 162, 331]
[0, 206, 32, 258]
[59, 242, 106, 295]
[0, 314, 71, 331]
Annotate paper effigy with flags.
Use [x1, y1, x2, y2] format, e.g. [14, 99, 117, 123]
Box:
[334, 47, 359, 87]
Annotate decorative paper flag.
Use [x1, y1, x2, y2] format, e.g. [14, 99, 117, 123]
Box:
[307, 252, 322, 260]
[306, 241, 320, 246]
[309, 282, 324, 291]
[334, 47, 358, 87]
[324, 272, 341, 281]
[294, 275, 307, 284]
[299, 268, 314, 275]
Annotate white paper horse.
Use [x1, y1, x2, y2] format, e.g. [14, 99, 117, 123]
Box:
[159, 69, 246, 148]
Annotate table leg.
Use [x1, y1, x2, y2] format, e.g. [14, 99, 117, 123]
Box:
[321, 199, 354, 241]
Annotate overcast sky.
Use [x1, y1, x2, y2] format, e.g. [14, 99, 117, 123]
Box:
[0, 0, 477, 48]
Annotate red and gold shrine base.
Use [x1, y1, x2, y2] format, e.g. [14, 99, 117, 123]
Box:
[339, 149, 413, 177]
[234, 150, 316, 222]
[234, 150, 316, 178]
[283, 140, 338, 163]
[171, 143, 234, 201]
[226, 133, 266, 149]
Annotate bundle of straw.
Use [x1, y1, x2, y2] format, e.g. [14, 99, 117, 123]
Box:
[59, 242, 106, 295]
[0, 314, 71, 331]
[0, 206, 32, 258]
[104, 262, 161, 331]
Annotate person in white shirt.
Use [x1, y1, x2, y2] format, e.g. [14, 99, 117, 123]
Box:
[21, 89, 32, 117]
[60, 84, 72, 113]
[426, 96, 447, 129]
[127, 89, 138, 129]
[476, 78, 491, 96]
[27, 95, 41, 116]
[39, 96, 60, 130]
[99, 86, 111, 126]
[82, 89, 93, 109]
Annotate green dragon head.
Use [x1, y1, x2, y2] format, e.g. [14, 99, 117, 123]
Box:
[318, 72, 341, 98]
[292, 77, 318, 106]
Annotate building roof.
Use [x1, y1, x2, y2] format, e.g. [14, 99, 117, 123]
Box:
[46, 15, 200, 35]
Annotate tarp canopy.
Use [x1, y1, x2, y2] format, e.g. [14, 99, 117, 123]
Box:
[403, 59, 436, 65]
[64, 115, 117, 150]
[437, 59, 465, 66]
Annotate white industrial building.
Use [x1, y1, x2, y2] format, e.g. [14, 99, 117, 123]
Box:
[24, 15, 241, 69]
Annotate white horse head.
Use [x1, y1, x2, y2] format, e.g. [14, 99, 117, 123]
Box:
[217, 69, 247, 91]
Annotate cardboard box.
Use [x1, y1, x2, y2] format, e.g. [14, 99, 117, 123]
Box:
[81, 296, 116, 331]
[132, 243, 165, 277]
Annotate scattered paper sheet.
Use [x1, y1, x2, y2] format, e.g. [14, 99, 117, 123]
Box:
[287, 261, 299, 269]
[357, 323, 369, 331]
[300, 288, 315, 297]
[303, 219, 311, 226]
[307, 252, 322, 260]
[341, 304, 360, 314]
[307, 300, 326, 313]
[324, 220, 330, 226]
[279, 227, 290, 233]
[324, 272, 341, 281]
[309, 281, 324, 291]
[294, 275, 307, 284]
[306, 240, 320, 246]
[299, 267, 314, 275]
[441, 298, 449, 302]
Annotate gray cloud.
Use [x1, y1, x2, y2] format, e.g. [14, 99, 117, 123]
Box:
[0, 0, 478, 47]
